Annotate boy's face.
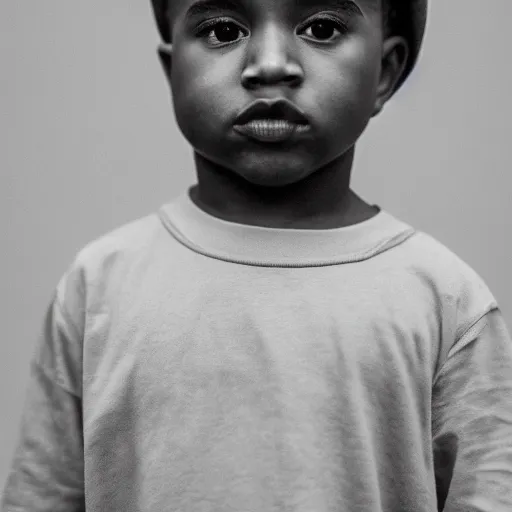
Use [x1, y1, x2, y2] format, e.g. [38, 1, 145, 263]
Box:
[159, 0, 407, 187]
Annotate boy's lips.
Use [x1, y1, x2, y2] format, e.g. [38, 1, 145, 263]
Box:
[233, 119, 310, 143]
[233, 98, 309, 126]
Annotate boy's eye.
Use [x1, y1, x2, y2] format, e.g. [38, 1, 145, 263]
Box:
[302, 17, 348, 42]
[196, 16, 347, 47]
[198, 20, 246, 46]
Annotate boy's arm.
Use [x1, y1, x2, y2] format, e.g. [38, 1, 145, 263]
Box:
[432, 306, 512, 512]
[1, 287, 85, 512]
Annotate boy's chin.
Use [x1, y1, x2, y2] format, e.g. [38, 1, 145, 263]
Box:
[199, 153, 323, 188]
[232, 168, 314, 188]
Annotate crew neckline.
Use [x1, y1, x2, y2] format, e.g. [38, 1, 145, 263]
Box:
[158, 187, 416, 268]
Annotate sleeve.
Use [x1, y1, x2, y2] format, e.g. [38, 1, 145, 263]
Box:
[1, 269, 86, 512]
[432, 306, 512, 512]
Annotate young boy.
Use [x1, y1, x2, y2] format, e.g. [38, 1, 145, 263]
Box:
[2, 0, 512, 510]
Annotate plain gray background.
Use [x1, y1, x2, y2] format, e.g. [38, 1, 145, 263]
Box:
[1, 0, 511, 486]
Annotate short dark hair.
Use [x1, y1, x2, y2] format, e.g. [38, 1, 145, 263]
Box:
[382, 0, 399, 37]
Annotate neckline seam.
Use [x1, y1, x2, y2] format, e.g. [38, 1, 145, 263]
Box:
[158, 207, 416, 268]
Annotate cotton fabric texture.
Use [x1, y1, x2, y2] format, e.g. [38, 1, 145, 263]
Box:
[2, 187, 512, 512]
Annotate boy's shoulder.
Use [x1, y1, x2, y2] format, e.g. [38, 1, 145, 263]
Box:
[59, 211, 164, 291]
[401, 227, 497, 325]
[79, 212, 161, 263]
[58, 206, 497, 316]
[407, 228, 490, 287]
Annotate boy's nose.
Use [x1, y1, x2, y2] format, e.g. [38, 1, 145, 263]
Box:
[241, 25, 304, 90]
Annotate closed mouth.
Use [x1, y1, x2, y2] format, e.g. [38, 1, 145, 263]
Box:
[233, 118, 310, 142]
[234, 98, 309, 126]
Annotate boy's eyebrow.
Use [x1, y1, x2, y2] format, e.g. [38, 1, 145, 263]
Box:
[183, 0, 366, 21]
[184, 0, 247, 20]
[295, 0, 366, 17]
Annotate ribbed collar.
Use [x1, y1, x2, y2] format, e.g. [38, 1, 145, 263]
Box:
[158, 187, 416, 268]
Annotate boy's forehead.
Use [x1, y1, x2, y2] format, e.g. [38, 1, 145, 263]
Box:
[171, 0, 381, 20]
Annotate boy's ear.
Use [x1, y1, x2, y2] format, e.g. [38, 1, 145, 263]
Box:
[372, 36, 409, 117]
[158, 43, 173, 84]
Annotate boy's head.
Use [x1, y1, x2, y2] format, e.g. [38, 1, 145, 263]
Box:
[151, 0, 427, 188]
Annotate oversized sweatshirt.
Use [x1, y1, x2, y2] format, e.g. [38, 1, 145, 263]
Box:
[2, 186, 512, 512]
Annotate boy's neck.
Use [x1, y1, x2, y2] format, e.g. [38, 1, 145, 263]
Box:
[189, 148, 379, 230]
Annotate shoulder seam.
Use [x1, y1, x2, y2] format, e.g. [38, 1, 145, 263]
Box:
[32, 359, 81, 398]
[54, 292, 83, 352]
[456, 302, 498, 348]
[433, 303, 499, 386]
[44, 293, 83, 396]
